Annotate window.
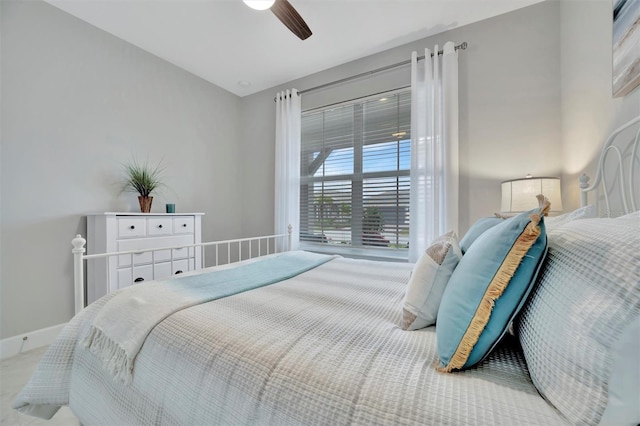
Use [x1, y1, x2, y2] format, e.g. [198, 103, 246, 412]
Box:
[300, 91, 411, 254]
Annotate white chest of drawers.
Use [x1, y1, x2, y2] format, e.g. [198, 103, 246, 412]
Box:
[86, 212, 204, 304]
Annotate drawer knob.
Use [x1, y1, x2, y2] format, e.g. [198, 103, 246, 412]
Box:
[158, 224, 163, 229]
[130, 225, 135, 230]
[182, 224, 187, 227]
[134, 277, 144, 283]
[175, 270, 183, 275]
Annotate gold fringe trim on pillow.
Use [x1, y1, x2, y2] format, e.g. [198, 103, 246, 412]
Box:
[437, 195, 550, 373]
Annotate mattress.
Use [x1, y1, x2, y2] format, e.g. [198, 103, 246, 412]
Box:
[15, 255, 567, 425]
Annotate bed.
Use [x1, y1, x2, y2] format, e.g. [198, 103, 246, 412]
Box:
[13, 115, 640, 425]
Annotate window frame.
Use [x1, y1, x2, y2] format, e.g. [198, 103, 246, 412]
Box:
[299, 89, 411, 260]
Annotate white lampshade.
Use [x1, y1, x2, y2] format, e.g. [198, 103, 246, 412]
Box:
[501, 176, 563, 213]
[243, 0, 275, 10]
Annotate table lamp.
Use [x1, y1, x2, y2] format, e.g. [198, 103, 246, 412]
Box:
[501, 175, 563, 214]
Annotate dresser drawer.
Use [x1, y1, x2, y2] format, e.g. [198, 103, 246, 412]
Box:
[148, 217, 173, 236]
[118, 248, 155, 268]
[171, 245, 192, 261]
[171, 258, 195, 276]
[117, 264, 153, 289]
[173, 217, 194, 234]
[153, 258, 195, 278]
[117, 235, 194, 267]
[117, 218, 147, 238]
[117, 258, 195, 288]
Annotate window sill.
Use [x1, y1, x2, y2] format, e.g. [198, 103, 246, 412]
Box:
[299, 243, 409, 263]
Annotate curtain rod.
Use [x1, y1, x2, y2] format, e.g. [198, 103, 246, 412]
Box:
[274, 41, 467, 102]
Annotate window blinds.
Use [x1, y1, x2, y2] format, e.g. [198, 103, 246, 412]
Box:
[300, 91, 411, 251]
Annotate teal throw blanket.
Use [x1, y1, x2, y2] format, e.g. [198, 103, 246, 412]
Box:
[83, 251, 336, 383]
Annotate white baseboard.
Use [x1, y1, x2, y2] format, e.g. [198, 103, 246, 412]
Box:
[0, 323, 67, 360]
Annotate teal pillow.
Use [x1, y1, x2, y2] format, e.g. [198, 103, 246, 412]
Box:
[436, 196, 550, 372]
[459, 217, 504, 253]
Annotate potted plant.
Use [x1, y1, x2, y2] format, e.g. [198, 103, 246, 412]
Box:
[123, 158, 164, 213]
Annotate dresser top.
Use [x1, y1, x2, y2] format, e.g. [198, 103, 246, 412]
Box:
[89, 212, 205, 216]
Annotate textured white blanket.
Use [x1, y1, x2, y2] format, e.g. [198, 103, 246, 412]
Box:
[14, 256, 567, 425]
[83, 251, 335, 383]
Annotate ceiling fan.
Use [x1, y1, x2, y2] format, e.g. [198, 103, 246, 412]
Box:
[243, 0, 313, 40]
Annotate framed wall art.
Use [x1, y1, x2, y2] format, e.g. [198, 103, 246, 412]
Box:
[613, 0, 640, 97]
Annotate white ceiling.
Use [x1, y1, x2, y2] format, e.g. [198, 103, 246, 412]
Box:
[44, 0, 544, 97]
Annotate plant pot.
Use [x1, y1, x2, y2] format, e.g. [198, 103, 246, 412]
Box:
[138, 196, 153, 213]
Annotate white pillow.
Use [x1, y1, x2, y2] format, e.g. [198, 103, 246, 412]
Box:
[602, 210, 640, 425]
[616, 210, 640, 222]
[600, 317, 640, 425]
[516, 217, 639, 424]
[545, 204, 596, 233]
[402, 231, 462, 331]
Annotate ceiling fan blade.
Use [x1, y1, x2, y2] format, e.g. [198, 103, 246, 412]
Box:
[270, 0, 312, 40]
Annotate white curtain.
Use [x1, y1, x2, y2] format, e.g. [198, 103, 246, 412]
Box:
[274, 89, 301, 251]
[409, 42, 459, 262]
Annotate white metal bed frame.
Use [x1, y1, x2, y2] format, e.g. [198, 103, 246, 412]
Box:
[579, 114, 640, 214]
[69, 115, 639, 316]
[71, 225, 292, 314]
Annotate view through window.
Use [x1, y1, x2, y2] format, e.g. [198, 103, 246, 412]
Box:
[300, 91, 411, 252]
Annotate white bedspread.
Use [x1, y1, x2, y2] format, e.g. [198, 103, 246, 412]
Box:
[83, 251, 335, 384]
[14, 256, 567, 425]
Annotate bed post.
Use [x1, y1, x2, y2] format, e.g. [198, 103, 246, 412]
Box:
[72, 234, 87, 314]
[287, 224, 292, 252]
[579, 174, 590, 207]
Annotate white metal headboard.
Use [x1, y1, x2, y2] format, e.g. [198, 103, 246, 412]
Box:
[579, 114, 640, 216]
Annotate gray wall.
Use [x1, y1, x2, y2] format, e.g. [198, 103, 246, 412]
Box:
[239, 1, 563, 239]
[559, 0, 640, 212]
[1, 0, 243, 338]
